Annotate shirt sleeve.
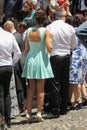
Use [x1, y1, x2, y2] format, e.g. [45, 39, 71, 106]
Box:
[12, 36, 21, 65]
[70, 26, 78, 49]
[75, 22, 87, 47]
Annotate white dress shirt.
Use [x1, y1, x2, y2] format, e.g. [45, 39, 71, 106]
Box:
[0, 27, 21, 66]
[46, 20, 77, 57]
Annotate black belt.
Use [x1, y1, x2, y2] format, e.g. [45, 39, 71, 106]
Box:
[0, 65, 12, 68]
[51, 54, 70, 59]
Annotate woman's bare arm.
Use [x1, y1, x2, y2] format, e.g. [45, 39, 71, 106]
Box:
[24, 33, 30, 53]
[45, 29, 53, 53]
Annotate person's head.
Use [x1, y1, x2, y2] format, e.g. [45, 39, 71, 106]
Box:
[46, 5, 55, 22]
[72, 13, 85, 27]
[66, 15, 73, 25]
[53, 9, 67, 22]
[23, 0, 34, 13]
[57, 0, 70, 13]
[35, 9, 47, 25]
[7, 17, 19, 30]
[18, 21, 28, 34]
[85, 10, 87, 21]
[31, 0, 37, 9]
[4, 20, 15, 32]
[46, 5, 55, 16]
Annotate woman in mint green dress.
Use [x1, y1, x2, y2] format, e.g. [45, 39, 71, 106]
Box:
[22, 9, 54, 122]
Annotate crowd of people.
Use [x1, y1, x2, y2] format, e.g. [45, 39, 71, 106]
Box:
[0, 0, 87, 128]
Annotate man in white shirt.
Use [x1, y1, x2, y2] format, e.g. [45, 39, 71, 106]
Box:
[4, 20, 27, 114]
[0, 27, 21, 128]
[46, 9, 77, 115]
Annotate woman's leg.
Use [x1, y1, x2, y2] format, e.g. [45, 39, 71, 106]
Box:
[81, 83, 87, 105]
[72, 84, 81, 107]
[69, 84, 74, 102]
[81, 83, 87, 98]
[36, 79, 45, 115]
[27, 79, 36, 116]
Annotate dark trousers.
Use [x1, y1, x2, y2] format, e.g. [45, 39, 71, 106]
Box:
[50, 55, 70, 111]
[14, 60, 26, 109]
[0, 66, 12, 120]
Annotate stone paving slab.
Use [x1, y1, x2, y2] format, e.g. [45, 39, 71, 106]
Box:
[7, 83, 87, 130]
[7, 106, 87, 130]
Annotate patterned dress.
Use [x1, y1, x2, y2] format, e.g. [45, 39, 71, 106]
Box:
[22, 27, 54, 79]
[10, 69, 19, 117]
[69, 38, 87, 84]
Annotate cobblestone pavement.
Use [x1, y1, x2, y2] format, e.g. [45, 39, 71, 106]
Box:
[7, 105, 87, 130]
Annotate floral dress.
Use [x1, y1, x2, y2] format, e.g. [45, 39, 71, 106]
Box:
[69, 38, 87, 84]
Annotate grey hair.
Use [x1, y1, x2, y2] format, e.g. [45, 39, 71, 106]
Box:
[53, 9, 65, 20]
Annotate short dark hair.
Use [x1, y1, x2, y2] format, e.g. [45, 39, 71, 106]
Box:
[18, 21, 28, 29]
[73, 13, 85, 27]
[35, 9, 47, 24]
[23, 0, 34, 11]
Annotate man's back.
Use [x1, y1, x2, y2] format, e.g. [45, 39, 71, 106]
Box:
[46, 19, 77, 56]
[45, 9, 77, 115]
[0, 27, 21, 66]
